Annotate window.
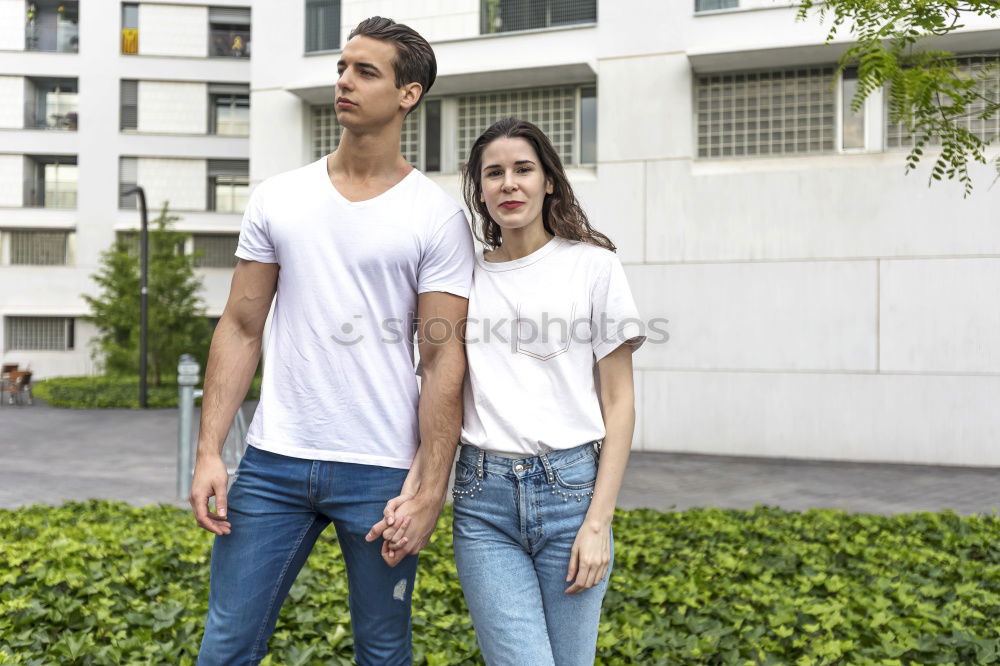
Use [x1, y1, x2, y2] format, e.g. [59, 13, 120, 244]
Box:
[25, 1, 79, 53]
[44, 163, 78, 208]
[481, 0, 596, 34]
[121, 3, 138, 54]
[424, 99, 442, 173]
[695, 66, 836, 158]
[115, 230, 140, 254]
[305, 0, 340, 53]
[209, 83, 250, 136]
[841, 67, 865, 151]
[695, 0, 738, 11]
[579, 85, 596, 164]
[312, 105, 422, 165]
[120, 80, 138, 131]
[209, 7, 251, 58]
[193, 234, 239, 268]
[886, 53, 1000, 149]
[9, 230, 68, 265]
[25, 157, 77, 208]
[116, 230, 185, 256]
[27, 77, 78, 130]
[208, 160, 249, 212]
[457, 86, 582, 166]
[5, 317, 74, 351]
[119, 157, 138, 209]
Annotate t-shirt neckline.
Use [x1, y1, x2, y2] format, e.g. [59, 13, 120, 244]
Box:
[476, 236, 566, 272]
[319, 155, 420, 207]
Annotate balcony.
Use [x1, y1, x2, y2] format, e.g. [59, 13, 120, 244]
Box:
[24, 156, 77, 209]
[480, 0, 596, 35]
[25, 77, 78, 131]
[209, 8, 251, 58]
[25, 0, 79, 53]
[119, 4, 250, 58]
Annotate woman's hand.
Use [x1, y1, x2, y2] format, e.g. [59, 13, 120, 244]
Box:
[565, 519, 611, 594]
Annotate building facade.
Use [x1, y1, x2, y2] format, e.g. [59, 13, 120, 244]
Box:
[0, 0, 251, 377]
[3, 0, 999, 466]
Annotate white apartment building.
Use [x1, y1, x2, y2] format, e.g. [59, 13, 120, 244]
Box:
[250, 0, 1000, 466]
[0, 0, 251, 377]
[3, 0, 998, 467]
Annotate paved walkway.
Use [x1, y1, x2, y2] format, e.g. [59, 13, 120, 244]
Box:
[1, 402, 998, 515]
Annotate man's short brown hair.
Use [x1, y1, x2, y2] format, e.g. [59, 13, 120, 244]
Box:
[348, 17, 436, 116]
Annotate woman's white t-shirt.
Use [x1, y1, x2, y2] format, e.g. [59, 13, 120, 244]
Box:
[460, 236, 645, 457]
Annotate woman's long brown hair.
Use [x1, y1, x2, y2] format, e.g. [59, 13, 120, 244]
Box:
[462, 117, 616, 252]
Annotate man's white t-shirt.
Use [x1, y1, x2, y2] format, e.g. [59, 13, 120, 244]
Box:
[236, 156, 474, 469]
[460, 236, 645, 457]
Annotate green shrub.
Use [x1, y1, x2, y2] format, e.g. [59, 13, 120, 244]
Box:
[2, 502, 1000, 664]
[32, 376, 261, 409]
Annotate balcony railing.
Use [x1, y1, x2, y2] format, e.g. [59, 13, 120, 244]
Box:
[695, 0, 739, 12]
[480, 0, 596, 35]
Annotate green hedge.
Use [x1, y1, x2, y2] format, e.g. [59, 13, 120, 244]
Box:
[32, 376, 261, 409]
[2, 502, 1000, 664]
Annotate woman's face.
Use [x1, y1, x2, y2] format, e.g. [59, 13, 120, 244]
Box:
[479, 137, 553, 235]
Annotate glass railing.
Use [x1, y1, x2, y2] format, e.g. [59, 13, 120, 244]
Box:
[695, 0, 739, 12]
[480, 0, 596, 34]
[209, 28, 250, 58]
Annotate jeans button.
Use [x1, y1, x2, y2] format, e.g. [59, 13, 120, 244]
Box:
[514, 464, 523, 472]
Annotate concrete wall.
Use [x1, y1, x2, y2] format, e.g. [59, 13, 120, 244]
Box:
[0, 75, 23, 128]
[0, 0, 25, 51]
[0, 154, 23, 207]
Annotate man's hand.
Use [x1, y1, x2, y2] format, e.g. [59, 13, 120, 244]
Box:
[190, 452, 231, 535]
[365, 494, 443, 567]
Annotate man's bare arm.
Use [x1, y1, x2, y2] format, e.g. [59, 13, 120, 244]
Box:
[190, 259, 278, 534]
[412, 291, 468, 502]
[366, 291, 468, 562]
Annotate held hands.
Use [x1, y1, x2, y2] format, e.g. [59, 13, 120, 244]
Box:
[566, 518, 611, 594]
[189, 452, 231, 535]
[366, 491, 443, 567]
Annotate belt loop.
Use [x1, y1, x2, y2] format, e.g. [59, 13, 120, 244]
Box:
[476, 448, 485, 480]
[539, 452, 554, 484]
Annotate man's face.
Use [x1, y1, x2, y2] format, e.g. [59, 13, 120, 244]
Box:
[335, 36, 405, 130]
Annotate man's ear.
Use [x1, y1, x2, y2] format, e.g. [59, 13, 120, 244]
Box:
[399, 82, 423, 113]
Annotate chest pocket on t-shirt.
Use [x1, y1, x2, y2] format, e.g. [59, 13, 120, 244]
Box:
[515, 299, 579, 361]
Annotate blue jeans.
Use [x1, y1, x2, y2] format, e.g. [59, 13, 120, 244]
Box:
[197, 445, 418, 666]
[452, 442, 613, 666]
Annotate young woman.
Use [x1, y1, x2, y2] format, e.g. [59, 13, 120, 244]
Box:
[378, 116, 643, 664]
[452, 116, 643, 664]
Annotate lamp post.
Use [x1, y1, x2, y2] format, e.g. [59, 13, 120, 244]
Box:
[123, 186, 149, 408]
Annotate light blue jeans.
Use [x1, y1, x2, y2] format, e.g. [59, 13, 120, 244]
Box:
[451, 442, 613, 666]
[196, 445, 419, 666]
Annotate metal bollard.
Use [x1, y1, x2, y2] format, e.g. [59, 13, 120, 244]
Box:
[177, 354, 201, 500]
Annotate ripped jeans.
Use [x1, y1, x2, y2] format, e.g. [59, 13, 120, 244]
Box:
[196, 445, 418, 666]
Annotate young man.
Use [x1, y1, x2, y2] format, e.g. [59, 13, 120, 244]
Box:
[191, 17, 474, 665]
